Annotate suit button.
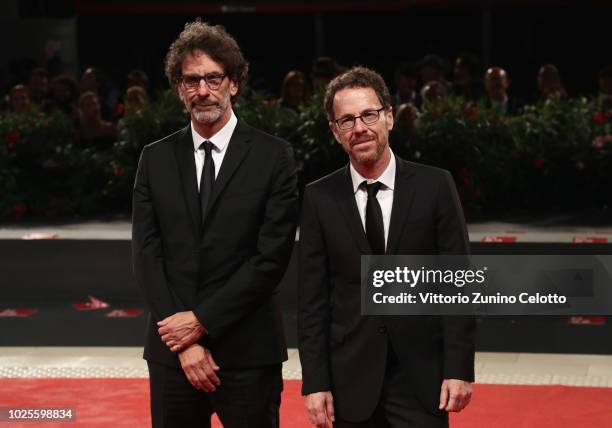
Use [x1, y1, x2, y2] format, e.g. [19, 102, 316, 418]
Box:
[378, 326, 387, 334]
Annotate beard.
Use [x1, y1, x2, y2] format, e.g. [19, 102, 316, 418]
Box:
[187, 95, 229, 125]
[191, 103, 224, 124]
[348, 138, 386, 165]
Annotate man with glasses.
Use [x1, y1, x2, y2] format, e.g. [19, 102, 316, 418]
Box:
[298, 67, 474, 427]
[132, 19, 298, 427]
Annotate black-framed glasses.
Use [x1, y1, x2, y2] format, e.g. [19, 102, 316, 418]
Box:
[180, 73, 227, 91]
[334, 107, 386, 131]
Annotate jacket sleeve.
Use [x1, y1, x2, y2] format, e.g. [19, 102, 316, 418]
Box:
[192, 143, 299, 341]
[436, 170, 476, 382]
[297, 186, 332, 395]
[132, 146, 185, 320]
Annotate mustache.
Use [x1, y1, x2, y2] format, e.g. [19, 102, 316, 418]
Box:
[351, 137, 374, 146]
[191, 98, 219, 107]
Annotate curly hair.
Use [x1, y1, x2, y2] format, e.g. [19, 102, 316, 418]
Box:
[164, 19, 249, 98]
[323, 67, 392, 121]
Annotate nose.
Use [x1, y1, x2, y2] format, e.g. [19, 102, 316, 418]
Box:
[353, 116, 368, 133]
[196, 79, 210, 96]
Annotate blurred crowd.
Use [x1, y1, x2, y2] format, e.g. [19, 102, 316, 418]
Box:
[3, 51, 612, 146]
[1, 65, 149, 148]
[275, 54, 612, 127]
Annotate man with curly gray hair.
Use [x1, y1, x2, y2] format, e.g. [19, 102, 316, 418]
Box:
[132, 19, 298, 428]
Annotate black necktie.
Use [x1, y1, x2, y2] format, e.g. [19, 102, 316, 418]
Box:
[364, 181, 385, 255]
[199, 140, 215, 224]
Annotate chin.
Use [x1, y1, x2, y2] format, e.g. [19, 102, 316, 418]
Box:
[352, 151, 378, 165]
[194, 111, 222, 124]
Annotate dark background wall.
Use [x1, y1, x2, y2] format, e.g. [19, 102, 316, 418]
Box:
[3, 1, 612, 100]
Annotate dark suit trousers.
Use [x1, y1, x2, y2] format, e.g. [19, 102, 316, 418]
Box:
[334, 342, 449, 428]
[148, 361, 282, 428]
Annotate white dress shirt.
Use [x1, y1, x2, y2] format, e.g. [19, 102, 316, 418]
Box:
[349, 150, 396, 249]
[191, 110, 238, 189]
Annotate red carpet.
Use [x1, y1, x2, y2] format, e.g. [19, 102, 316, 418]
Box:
[1, 379, 611, 427]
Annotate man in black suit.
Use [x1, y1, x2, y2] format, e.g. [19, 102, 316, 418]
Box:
[132, 19, 298, 428]
[298, 67, 474, 427]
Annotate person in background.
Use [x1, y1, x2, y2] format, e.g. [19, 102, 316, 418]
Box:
[537, 64, 567, 102]
[44, 39, 64, 78]
[126, 69, 150, 94]
[78, 91, 117, 147]
[394, 102, 419, 134]
[452, 53, 483, 102]
[418, 54, 452, 95]
[124, 85, 148, 115]
[278, 70, 310, 113]
[27, 67, 49, 106]
[80, 66, 120, 121]
[311, 56, 343, 91]
[420, 80, 447, 111]
[47, 74, 80, 124]
[390, 102, 420, 159]
[392, 62, 420, 111]
[7, 84, 31, 113]
[483, 67, 521, 116]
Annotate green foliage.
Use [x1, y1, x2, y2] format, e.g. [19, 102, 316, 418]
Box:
[1, 91, 611, 219]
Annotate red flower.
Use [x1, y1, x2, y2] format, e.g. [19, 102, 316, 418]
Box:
[5, 131, 21, 150]
[593, 112, 607, 124]
[532, 156, 546, 169]
[112, 164, 125, 177]
[13, 202, 27, 220]
[465, 105, 477, 122]
[114, 103, 125, 118]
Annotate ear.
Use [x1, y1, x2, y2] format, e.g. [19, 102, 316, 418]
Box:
[386, 107, 394, 131]
[229, 80, 239, 97]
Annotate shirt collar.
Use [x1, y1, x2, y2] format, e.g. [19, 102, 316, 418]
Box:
[349, 149, 396, 194]
[191, 110, 238, 152]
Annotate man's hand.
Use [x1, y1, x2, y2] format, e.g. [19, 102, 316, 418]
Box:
[439, 378, 472, 412]
[304, 391, 334, 428]
[178, 343, 220, 392]
[157, 311, 205, 352]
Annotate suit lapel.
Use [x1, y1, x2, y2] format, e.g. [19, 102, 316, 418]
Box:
[203, 119, 252, 221]
[387, 157, 416, 254]
[335, 166, 371, 254]
[174, 125, 201, 235]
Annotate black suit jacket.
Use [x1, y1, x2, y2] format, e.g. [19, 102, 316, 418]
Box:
[132, 119, 298, 369]
[298, 156, 475, 421]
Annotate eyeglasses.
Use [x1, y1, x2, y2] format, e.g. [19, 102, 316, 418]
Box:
[180, 73, 226, 91]
[334, 107, 386, 131]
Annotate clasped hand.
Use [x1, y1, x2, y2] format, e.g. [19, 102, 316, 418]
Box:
[157, 311, 205, 352]
[178, 343, 221, 392]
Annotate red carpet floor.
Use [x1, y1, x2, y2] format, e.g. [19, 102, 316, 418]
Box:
[1, 379, 611, 427]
